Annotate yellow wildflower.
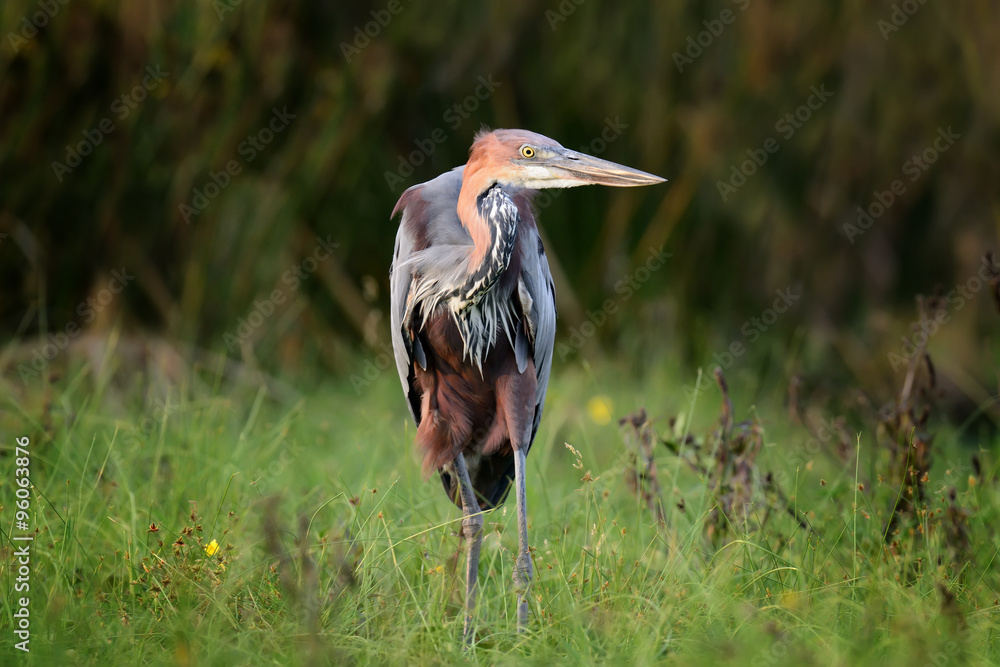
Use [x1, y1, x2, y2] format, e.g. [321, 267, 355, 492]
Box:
[587, 396, 613, 425]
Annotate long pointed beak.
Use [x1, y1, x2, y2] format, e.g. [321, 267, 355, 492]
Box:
[547, 149, 666, 187]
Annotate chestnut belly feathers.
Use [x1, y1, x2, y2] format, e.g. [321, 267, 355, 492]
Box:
[413, 309, 536, 509]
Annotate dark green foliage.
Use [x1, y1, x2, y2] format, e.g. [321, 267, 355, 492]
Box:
[1, 1, 998, 384]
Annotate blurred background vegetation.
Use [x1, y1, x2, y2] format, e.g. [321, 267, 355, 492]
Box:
[1, 0, 999, 410]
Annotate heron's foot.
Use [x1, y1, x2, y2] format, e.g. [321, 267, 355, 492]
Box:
[512, 550, 533, 632]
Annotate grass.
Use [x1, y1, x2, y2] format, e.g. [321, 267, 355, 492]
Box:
[1, 354, 999, 665]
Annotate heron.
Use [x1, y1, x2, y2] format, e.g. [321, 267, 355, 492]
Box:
[389, 128, 664, 639]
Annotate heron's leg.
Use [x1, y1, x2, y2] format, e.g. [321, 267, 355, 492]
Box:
[453, 452, 483, 643]
[512, 446, 533, 632]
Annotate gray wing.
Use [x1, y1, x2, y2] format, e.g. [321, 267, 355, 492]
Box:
[389, 168, 467, 425]
[389, 195, 424, 424]
[515, 228, 558, 445]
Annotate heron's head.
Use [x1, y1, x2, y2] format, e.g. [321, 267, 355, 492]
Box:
[465, 128, 665, 191]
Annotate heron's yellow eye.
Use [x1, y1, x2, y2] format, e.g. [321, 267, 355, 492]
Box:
[520, 146, 535, 158]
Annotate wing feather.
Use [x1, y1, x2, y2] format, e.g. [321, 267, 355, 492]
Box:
[389, 167, 467, 425]
[389, 194, 422, 423]
[516, 227, 558, 445]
